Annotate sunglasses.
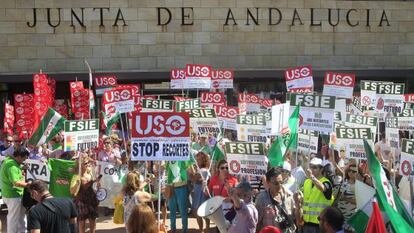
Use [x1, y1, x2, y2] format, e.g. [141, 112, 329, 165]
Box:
[219, 166, 229, 170]
[349, 170, 358, 173]
[6, 140, 13, 143]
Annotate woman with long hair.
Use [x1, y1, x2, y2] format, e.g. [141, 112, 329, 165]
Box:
[127, 204, 163, 233]
[123, 171, 155, 230]
[336, 164, 358, 233]
[75, 157, 100, 233]
[208, 159, 238, 197]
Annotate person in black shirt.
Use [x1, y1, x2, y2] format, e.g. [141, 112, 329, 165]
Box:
[27, 180, 78, 233]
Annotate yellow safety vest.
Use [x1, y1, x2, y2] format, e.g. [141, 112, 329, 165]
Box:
[302, 177, 334, 224]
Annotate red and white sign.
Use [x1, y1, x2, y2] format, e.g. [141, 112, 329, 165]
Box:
[103, 87, 135, 114]
[211, 69, 234, 89]
[33, 74, 55, 128]
[405, 94, 414, 103]
[4, 103, 14, 135]
[323, 72, 355, 99]
[94, 76, 118, 95]
[238, 93, 261, 113]
[173, 96, 191, 101]
[285, 65, 314, 92]
[69, 81, 90, 120]
[170, 68, 187, 89]
[130, 112, 190, 161]
[201, 92, 226, 108]
[260, 99, 274, 108]
[14, 93, 34, 138]
[53, 99, 69, 119]
[185, 64, 212, 89]
[214, 105, 239, 130]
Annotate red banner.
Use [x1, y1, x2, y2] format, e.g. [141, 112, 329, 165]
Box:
[173, 96, 191, 101]
[94, 75, 117, 88]
[238, 93, 260, 103]
[69, 81, 90, 120]
[211, 69, 234, 89]
[53, 99, 69, 119]
[260, 99, 274, 108]
[201, 92, 226, 108]
[14, 93, 34, 138]
[4, 103, 14, 135]
[405, 94, 414, 103]
[214, 105, 239, 119]
[131, 112, 190, 138]
[285, 65, 314, 92]
[33, 73, 55, 130]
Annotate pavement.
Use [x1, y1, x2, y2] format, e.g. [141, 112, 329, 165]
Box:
[0, 206, 211, 233]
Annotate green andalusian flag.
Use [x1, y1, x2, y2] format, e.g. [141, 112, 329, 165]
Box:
[29, 108, 66, 146]
[349, 140, 414, 233]
[102, 111, 120, 135]
[268, 105, 300, 167]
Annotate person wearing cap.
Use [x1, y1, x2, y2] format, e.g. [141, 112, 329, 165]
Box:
[281, 161, 296, 193]
[255, 167, 297, 233]
[191, 134, 213, 157]
[227, 182, 258, 233]
[301, 157, 334, 233]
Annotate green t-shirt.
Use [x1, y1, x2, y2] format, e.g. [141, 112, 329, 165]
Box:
[0, 157, 24, 198]
[48, 159, 76, 198]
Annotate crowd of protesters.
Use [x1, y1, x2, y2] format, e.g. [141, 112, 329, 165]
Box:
[0, 128, 409, 233]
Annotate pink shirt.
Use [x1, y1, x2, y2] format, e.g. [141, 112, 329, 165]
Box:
[98, 149, 120, 163]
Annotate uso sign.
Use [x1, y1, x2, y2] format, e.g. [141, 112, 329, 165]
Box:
[131, 112, 190, 161]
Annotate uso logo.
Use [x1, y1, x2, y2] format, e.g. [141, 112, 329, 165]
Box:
[103, 88, 133, 103]
[285, 65, 312, 80]
[132, 112, 190, 138]
[324, 72, 355, 87]
[211, 69, 234, 80]
[94, 76, 117, 87]
[185, 64, 212, 78]
[201, 92, 225, 105]
[238, 93, 260, 103]
[214, 106, 239, 119]
[170, 68, 186, 79]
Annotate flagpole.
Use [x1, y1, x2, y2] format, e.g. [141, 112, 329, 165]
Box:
[157, 161, 162, 231]
[84, 60, 93, 119]
[119, 113, 128, 153]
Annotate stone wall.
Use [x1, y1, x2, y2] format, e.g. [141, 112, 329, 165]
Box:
[0, 0, 413, 74]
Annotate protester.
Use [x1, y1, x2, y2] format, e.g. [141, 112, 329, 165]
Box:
[189, 151, 211, 232]
[336, 164, 357, 232]
[255, 167, 297, 233]
[166, 160, 191, 233]
[27, 179, 78, 233]
[208, 159, 238, 197]
[122, 171, 155, 229]
[0, 134, 13, 155]
[0, 147, 30, 233]
[302, 157, 334, 233]
[191, 134, 213, 156]
[318, 206, 345, 233]
[127, 204, 164, 233]
[281, 162, 296, 193]
[2, 134, 23, 157]
[75, 157, 100, 233]
[98, 136, 121, 164]
[227, 182, 258, 233]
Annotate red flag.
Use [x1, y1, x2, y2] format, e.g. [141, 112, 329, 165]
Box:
[4, 103, 14, 135]
[365, 201, 387, 233]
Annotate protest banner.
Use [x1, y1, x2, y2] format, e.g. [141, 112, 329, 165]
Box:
[14, 93, 34, 137]
[376, 83, 405, 118]
[335, 127, 373, 160]
[347, 96, 363, 116]
[187, 109, 220, 135]
[322, 72, 355, 99]
[258, 110, 272, 134]
[404, 94, 414, 103]
[185, 64, 212, 89]
[297, 129, 319, 156]
[200, 91, 226, 108]
[131, 112, 190, 161]
[260, 98, 274, 109]
[394, 109, 414, 130]
[236, 115, 267, 143]
[69, 81, 90, 120]
[25, 159, 50, 182]
[400, 139, 414, 177]
[141, 99, 175, 112]
[103, 87, 135, 114]
[285, 65, 313, 92]
[170, 68, 187, 90]
[53, 99, 69, 119]
[94, 75, 118, 95]
[211, 69, 234, 89]
[238, 93, 261, 113]
[34, 74, 55, 124]
[225, 142, 267, 176]
[404, 101, 414, 110]
[64, 119, 99, 151]
[360, 80, 392, 108]
[214, 105, 239, 130]
[344, 114, 378, 138]
[175, 98, 201, 112]
[95, 161, 128, 208]
[288, 93, 336, 134]
[4, 103, 14, 135]
[271, 103, 290, 135]
[385, 117, 400, 154]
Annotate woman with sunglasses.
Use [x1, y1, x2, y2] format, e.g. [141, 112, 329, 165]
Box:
[97, 137, 121, 165]
[208, 160, 238, 198]
[336, 164, 358, 233]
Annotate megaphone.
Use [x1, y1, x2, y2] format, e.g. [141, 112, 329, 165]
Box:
[197, 196, 229, 233]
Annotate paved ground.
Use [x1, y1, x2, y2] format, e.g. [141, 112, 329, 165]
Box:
[0, 206, 211, 233]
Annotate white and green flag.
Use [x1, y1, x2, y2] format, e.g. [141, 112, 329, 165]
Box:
[102, 111, 120, 135]
[29, 108, 66, 146]
[349, 140, 414, 233]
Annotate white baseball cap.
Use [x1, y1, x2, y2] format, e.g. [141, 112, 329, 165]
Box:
[310, 157, 323, 166]
[283, 162, 291, 172]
